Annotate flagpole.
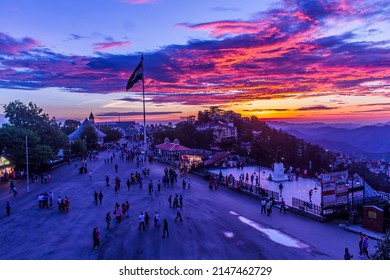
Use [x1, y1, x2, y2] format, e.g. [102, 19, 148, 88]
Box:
[141, 54, 147, 165]
[26, 135, 30, 193]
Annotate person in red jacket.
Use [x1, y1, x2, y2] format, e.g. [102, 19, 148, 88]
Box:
[92, 227, 100, 249]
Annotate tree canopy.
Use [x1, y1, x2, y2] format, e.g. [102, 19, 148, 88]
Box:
[0, 100, 68, 172]
[98, 125, 123, 143]
[61, 119, 81, 135]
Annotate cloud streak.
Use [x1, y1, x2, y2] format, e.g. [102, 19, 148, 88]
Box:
[0, 32, 40, 56]
[93, 41, 133, 50]
[1, 0, 390, 115]
[97, 111, 182, 116]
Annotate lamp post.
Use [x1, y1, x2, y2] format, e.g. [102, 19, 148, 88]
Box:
[314, 182, 319, 193]
[351, 176, 354, 210]
[26, 136, 29, 193]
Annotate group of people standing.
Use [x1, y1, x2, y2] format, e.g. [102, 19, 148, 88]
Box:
[260, 197, 275, 216]
[344, 232, 371, 260]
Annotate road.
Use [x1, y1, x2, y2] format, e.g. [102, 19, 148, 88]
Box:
[0, 150, 361, 260]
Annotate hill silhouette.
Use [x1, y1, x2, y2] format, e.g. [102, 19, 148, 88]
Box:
[268, 122, 390, 160]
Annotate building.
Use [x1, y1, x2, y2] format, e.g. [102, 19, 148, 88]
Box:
[97, 121, 142, 141]
[196, 121, 238, 143]
[68, 117, 107, 146]
[155, 138, 190, 162]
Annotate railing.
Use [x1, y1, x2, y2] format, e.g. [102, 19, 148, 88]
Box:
[348, 195, 388, 210]
[291, 197, 322, 216]
[209, 171, 280, 200]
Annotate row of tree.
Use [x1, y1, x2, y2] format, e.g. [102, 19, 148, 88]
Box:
[154, 107, 335, 176]
[0, 101, 123, 173]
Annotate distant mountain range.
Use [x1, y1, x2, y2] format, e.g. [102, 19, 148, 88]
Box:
[267, 121, 390, 161]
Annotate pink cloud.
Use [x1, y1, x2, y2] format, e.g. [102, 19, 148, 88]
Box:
[177, 20, 266, 38]
[120, 0, 153, 4]
[2, 0, 390, 123]
[93, 41, 133, 50]
[0, 32, 40, 55]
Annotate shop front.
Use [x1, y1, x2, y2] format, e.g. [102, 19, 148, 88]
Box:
[0, 155, 15, 182]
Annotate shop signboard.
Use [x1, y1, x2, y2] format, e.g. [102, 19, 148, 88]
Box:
[321, 171, 348, 208]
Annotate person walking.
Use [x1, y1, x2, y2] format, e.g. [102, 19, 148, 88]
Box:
[280, 198, 287, 214]
[98, 191, 103, 205]
[279, 183, 283, 196]
[266, 200, 272, 216]
[125, 201, 130, 217]
[168, 195, 172, 208]
[145, 211, 150, 228]
[179, 194, 183, 209]
[173, 194, 179, 209]
[175, 206, 183, 222]
[261, 198, 266, 214]
[126, 179, 131, 191]
[105, 212, 111, 230]
[358, 232, 364, 256]
[309, 189, 313, 202]
[57, 196, 62, 212]
[106, 175, 110, 187]
[361, 236, 370, 259]
[344, 247, 353, 260]
[49, 192, 53, 207]
[115, 163, 118, 173]
[114, 204, 122, 222]
[94, 191, 98, 205]
[162, 219, 169, 238]
[154, 211, 160, 227]
[138, 212, 145, 231]
[5, 201, 11, 216]
[92, 227, 100, 249]
[182, 179, 186, 190]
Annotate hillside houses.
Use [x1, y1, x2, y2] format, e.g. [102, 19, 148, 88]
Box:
[196, 121, 238, 143]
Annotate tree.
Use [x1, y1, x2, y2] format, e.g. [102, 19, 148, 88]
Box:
[3, 100, 52, 127]
[98, 125, 123, 143]
[79, 126, 98, 151]
[1, 100, 68, 171]
[30, 144, 55, 171]
[3, 100, 67, 153]
[0, 126, 39, 166]
[62, 119, 81, 135]
[371, 234, 390, 259]
[71, 139, 87, 156]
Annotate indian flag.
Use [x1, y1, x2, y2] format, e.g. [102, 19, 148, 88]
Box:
[126, 58, 143, 91]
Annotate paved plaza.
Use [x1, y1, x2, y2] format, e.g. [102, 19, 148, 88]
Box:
[208, 166, 321, 206]
[0, 149, 383, 260]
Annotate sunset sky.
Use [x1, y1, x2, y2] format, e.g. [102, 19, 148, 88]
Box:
[1, 0, 390, 125]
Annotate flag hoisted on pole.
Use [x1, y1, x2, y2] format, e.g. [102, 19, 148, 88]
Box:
[126, 54, 147, 164]
[126, 55, 143, 91]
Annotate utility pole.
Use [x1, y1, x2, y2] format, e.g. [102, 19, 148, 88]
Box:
[26, 135, 30, 193]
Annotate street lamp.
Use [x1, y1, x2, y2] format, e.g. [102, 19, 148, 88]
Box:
[314, 182, 319, 192]
[26, 136, 30, 193]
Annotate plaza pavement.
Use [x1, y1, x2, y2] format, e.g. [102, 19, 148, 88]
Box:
[0, 150, 384, 260]
[207, 166, 322, 206]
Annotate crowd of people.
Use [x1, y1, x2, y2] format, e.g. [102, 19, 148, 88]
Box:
[1, 140, 378, 260]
